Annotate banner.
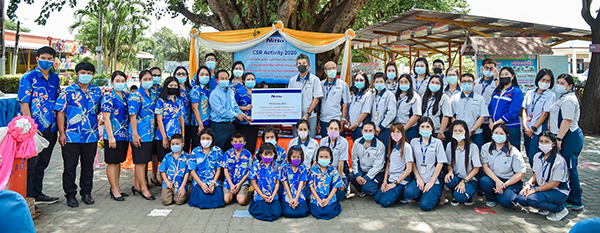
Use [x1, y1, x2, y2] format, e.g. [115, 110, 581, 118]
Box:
[476, 54, 539, 93]
[432, 23, 449, 34]
[251, 88, 302, 124]
[414, 26, 428, 37]
[400, 30, 412, 40]
[234, 35, 316, 84]
[164, 61, 189, 74]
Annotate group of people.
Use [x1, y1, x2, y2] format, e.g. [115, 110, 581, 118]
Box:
[17, 46, 584, 222]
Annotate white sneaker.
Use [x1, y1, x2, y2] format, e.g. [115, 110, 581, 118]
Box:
[486, 201, 497, 207]
[537, 209, 550, 216]
[450, 199, 460, 206]
[345, 192, 356, 198]
[546, 208, 569, 221]
[358, 192, 367, 198]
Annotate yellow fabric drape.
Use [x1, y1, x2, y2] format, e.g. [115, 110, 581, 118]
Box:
[189, 37, 197, 76]
[198, 27, 273, 43]
[280, 28, 346, 46]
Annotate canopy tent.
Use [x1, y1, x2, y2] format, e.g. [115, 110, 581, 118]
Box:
[188, 21, 355, 83]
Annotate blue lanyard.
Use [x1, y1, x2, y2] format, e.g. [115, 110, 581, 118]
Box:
[530, 92, 543, 113]
[426, 97, 436, 115]
[541, 159, 550, 182]
[415, 77, 427, 92]
[354, 93, 364, 103]
[375, 94, 384, 111]
[481, 79, 492, 95]
[398, 95, 407, 107]
[419, 137, 431, 163]
[325, 83, 335, 99]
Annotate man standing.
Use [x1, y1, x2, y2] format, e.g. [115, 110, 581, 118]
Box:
[473, 58, 498, 142]
[288, 54, 323, 138]
[319, 61, 350, 137]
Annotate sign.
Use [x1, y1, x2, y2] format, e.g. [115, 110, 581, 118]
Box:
[400, 30, 412, 40]
[414, 26, 428, 37]
[590, 44, 600, 53]
[387, 35, 397, 42]
[379, 36, 388, 44]
[251, 88, 302, 124]
[371, 39, 378, 46]
[234, 35, 316, 84]
[388, 45, 409, 52]
[164, 61, 189, 74]
[432, 23, 448, 34]
[476, 54, 539, 93]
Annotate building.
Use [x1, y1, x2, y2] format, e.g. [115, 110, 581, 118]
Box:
[551, 40, 591, 76]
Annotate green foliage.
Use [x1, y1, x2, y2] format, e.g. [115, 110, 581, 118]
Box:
[4, 18, 31, 32]
[0, 75, 22, 93]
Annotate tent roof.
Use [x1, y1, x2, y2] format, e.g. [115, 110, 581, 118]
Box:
[461, 37, 554, 55]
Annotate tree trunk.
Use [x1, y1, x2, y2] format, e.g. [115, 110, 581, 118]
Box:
[579, 24, 600, 134]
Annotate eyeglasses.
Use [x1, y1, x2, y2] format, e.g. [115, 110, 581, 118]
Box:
[152, 75, 161, 77]
[175, 73, 187, 76]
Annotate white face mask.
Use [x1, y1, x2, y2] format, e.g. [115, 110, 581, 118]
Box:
[538, 82, 551, 90]
[453, 133, 465, 142]
[298, 131, 309, 139]
[200, 140, 212, 148]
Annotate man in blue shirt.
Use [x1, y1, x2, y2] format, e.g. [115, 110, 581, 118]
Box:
[209, 69, 248, 151]
[54, 62, 102, 207]
[17, 46, 61, 206]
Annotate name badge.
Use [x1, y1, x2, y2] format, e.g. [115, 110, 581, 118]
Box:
[420, 164, 427, 174]
[374, 112, 379, 121]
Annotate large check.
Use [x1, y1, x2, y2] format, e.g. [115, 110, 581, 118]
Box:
[251, 88, 302, 125]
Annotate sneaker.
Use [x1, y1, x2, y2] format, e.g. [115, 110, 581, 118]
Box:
[537, 209, 550, 216]
[486, 201, 497, 207]
[464, 198, 475, 206]
[35, 195, 59, 205]
[66, 197, 79, 208]
[450, 199, 460, 206]
[358, 192, 367, 198]
[569, 204, 585, 211]
[399, 198, 409, 204]
[546, 208, 569, 221]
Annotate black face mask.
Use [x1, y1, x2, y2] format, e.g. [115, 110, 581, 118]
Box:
[433, 67, 443, 74]
[297, 65, 308, 73]
[499, 77, 511, 85]
[167, 88, 178, 95]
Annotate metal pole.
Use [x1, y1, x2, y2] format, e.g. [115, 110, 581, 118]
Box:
[96, 0, 103, 73]
[11, 21, 20, 75]
[0, 0, 5, 75]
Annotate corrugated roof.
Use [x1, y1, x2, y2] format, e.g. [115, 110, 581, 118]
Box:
[461, 37, 553, 55]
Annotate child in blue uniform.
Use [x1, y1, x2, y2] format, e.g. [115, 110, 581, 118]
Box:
[158, 134, 190, 205]
[309, 147, 344, 220]
[260, 126, 287, 166]
[374, 122, 413, 207]
[249, 143, 282, 222]
[188, 128, 224, 209]
[222, 132, 253, 205]
[281, 147, 310, 218]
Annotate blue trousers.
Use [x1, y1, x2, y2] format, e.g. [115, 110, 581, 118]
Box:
[560, 128, 584, 206]
[348, 172, 384, 195]
[471, 133, 484, 148]
[210, 121, 235, 152]
[479, 176, 522, 208]
[445, 175, 477, 202]
[351, 127, 363, 141]
[335, 177, 348, 201]
[377, 127, 390, 152]
[517, 188, 568, 213]
[310, 202, 342, 220]
[482, 122, 492, 143]
[523, 132, 540, 167]
[507, 126, 521, 150]
[404, 180, 443, 211]
[320, 121, 329, 138]
[406, 126, 419, 142]
[374, 181, 407, 207]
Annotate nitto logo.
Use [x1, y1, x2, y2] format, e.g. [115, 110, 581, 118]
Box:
[265, 37, 285, 45]
[270, 94, 283, 100]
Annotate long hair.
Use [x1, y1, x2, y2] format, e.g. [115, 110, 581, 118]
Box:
[421, 74, 444, 115]
[230, 61, 245, 81]
[385, 62, 399, 82]
[495, 66, 519, 92]
[388, 122, 407, 158]
[535, 68, 555, 89]
[195, 65, 211, 89]
[489, 123, 512, 155]
[395, 74, 415, 103]
[538, 131, 559, 183]
[350, 73, 370, 95]
[159, 76, 181, 101]
[413, 57, 430, 77]
[450, 120, 471, 171]
[256, 143, 277, 162]
[172, 66, 192, 90]
[418, 117, 436, 137]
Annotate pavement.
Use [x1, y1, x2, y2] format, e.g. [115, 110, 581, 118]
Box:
[33, 135, 600, 233]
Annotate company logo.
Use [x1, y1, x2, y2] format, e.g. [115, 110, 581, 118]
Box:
[270, 94, 283, 100]
[265, 37, 285, 45]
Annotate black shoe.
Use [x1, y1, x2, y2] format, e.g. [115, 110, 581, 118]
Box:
[66, 197, 79, 207]
[110, 190, 125, 201]
[140, 192, 155, 201]
[120, 192, 130, 197]
[35, 195, 59, 205]
[81, 194, 95, 205]
[131, 186, 141, 196]
[151, 179, 161, 187]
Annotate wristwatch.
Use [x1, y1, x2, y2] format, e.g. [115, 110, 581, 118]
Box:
[462, 179, 469, 184]
[534, 186, 539, 192]
[531, 126, 538, 131]
[557, 137, 563, 141]
[393, 180, 399, 185]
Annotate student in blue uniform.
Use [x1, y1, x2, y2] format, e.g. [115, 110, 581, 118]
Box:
[319, 61, 350, 138]
[249, 143, 283, 222]
[190, 66, 211, 150]
[432, 59, 445, 78]
[474, 58, 498, 143]
[201, 53, 219, 89]
[479, 123, 526, 208]
[309, 147, 344, 220]
[444, 120, 481, 206]
[209, 70, 249, 152]
[395, 74, 422, 141]
[349, 121, 386, 197]
[158, 134, 190, 205]
[450, 73, 489, 148]
[412, 58, 431, 96]
[188, 128, 225, 209]
[517, 131, 571, 221]
[371, 72, 396, 151]
[128, 70, 156, 201]
[404, 117, 447, 211]
[421, 74, 452, 143]
[385, 62, 399, 95]
[288, 53, 324, 138]
[319, 120, 349, 201]
[54, 62, 103, 207]
[521, 69, 556, 166]
[374, 122, 413, 207]
[222, 132, 253, 205]
[150, 67, 163, 97]
[549, 74, 584, 211]
[443, 67, 461, 97]
[235, 72, 259, 153]
[281, 147, 310, 218]
[172, 67, 193, 153]
[488, 67, 523, 149]
[347, 73, 373, 140]
[262, 126, 288, 165]
[288, 120, 319, 168]
[229, 61, 246, 93]
[101, 71, 129, 201]
[155, 77, 185, 168]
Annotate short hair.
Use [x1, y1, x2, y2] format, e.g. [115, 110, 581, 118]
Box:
[232, 131, 246, 141]
[362, 121, 376, 130]
[287, 146, 305, 164]
[256, 143, 277, 162]
[37, 46, 56, 57]
[262, 126, 279, 142]
[130, 85, 138, 91]
[372, 72, 387, 83]
[138, 70, 152, 80]
[75, 62, 96, 74]
[460, 73, 475, 81]
[205, 53, 217, 61]
[535, 68, 555, 89]
[296, 119, 310, 130]
[316, 146, 334, 165]
[296, 53, 310, 64]
[200, 128, 216, 148]
[110, 71, 127, 82]
[482, 58, 497, 66]
[327, 120, 341, 129]
[150, 67, 161, 73]
[433, 59, 444, 67]
[170, 134, 183, 143]
[215, 69, 229, 80]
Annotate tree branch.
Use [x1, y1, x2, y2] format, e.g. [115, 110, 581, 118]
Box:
[277, 0, 297, 27]
[168, 2, 224, 31]
[582, 0, 596, 27]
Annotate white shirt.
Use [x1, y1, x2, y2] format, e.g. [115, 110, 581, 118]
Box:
[288, 72, 324, 117]
[349, 89, 373, 127]
[523, 89, 555, 135]
[549, 92, 580, 135]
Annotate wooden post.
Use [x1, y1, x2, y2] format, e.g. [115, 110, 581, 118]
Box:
[11, 21, 20, 74]
[409, 47, 413, 75]
[448, 42, 452, 66]
[27, 49, 30, 71]
[459, 44, 463, 75]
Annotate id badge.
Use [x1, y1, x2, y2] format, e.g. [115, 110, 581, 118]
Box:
[374, 112, 379, 121]
[528, 114, 533, 122]
[420, 164, 427, 174]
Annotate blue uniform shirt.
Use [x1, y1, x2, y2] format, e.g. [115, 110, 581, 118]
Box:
[281, 162, 308, 203]
[188, 146, 222, 186]
[154, 97, 183, 140]
[128, 88, 155, 142]
[309, 164, 344, 206]
[180, 87, 192, 126]
[190, 85, 210, 126]
[101, 90, 129, 141]
[17, 67, 61, 132]
[256, 145, 287, 166]
[54, 83, 102, 143]
[249, 161, 281, 201]
[158, 152, 190, 191]
[220, 148, 253, 189]
[489, 86, 524, 128]
[209, 86, 243, 123]
[150, 85, 162, 101]
[234, 85, 252, 125]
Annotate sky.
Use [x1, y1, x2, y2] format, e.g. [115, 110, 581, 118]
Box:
[3, 0, 597, 40]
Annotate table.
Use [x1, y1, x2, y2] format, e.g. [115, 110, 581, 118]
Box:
[0, 94, 21, 127]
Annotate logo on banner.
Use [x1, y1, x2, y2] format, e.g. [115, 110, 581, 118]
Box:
[270, 94, 283, 100]
[265, 37, 286, 45]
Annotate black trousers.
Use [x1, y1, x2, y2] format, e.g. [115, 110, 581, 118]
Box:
[236, 123, 260, 153]
[210, 121, 235, 152]
[184, 125, 200, 153]
[26, 129, 58, 198]
[61, 142, 97, 198]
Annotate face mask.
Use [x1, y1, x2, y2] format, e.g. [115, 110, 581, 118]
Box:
[355, 81, 365, 90]
[461, 82, 473, 92]
[113, 83, 126, 92]
[291, 159, 302, 167]
[539, 143, 553, 154]
[362, 133, 375, 141]
[492, 134, 507, 143]
[453, 134, 465, 142]
[245, 80, 256, 89]
[206, 61, 216, 70]
[298, 131, 308, 139]
[327, 131, 339, 139]
[233, 70, 244, 78]
[297, 65, 308, 73]
[399, 84, 410, 92]
[428, 84, 441, 92]
[266, 139, 277, 146]
[200, 140, 212, 148]
[38, 59, 54, 70]
[232, 143, 244, 151]
[142, 81, 153, 90]
[167, 88, 178, 95]
[415, 67, 426, 75]
[374, 83, 386, 91]
[327, 70, 337, 79]
[433, 67, 443, 74]
[499, 77, 511, 85]
[219, 80, 229, 88]
[419, 130, 432, 138]
[447, 76, 458, 85]
[538, 82, 551, 91]
[153, 76, 162, 85]
[391, 133, 403, 142]
[555, 84, 569, 95]
[176, 77, 187, 85]
[482, 70, 494, 78]
[318, 159, 330, 167]
[171, 144, 182, 153]
[386, 72, 396, 80]
[78, 74, 93, 84]
[262, 157, 274, 164]
[199, 76, 210, 85]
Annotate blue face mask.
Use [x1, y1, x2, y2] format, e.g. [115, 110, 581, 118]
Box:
[199, 76, 210, 85]
[419, 130, 432, 138]
[219, 80, 229, 88]
[374, 83, 386, 91]
[428, 84, 441, 93]
[492, 134, 507, 143]
[461, 82, 473, 93]
[555, 84, 569, 95]
[387, 72, 396, 80]
[327, 70, 337, 79]
[362, 133, 375, 141]
[78, 74, 93, 84]
[153, 76, 162, 85]
[354, 81, 365, 90]
[142, 81, 153, 90]
[113, 83, 127, 92]
[171, 144, 182, 153]
[447, 76, 458, 85]
[233, 70, 244, 78]
[482, 70, 494, 78]
[176, 77, 187, 85]
[415, 67, 426, 75]
[206, 61, 216, 70]
[266, 139, 277, 146]
[318, 159, 330, 167]
[245, 80, 256, 89]
[38, 59, 54, 70]
[399, 84, 410, 92]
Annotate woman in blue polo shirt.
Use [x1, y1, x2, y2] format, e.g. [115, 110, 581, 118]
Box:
[190, 66, 212, 150]
[488, 67, 523, 148]
[235, 72, 259, 153]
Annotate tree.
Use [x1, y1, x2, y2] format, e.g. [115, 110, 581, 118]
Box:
[580, 0, 600, 134]
[5, 18, 31, 32]
[139, 27, 213, 71]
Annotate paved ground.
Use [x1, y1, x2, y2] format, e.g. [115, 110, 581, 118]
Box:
[33, 136, 600, 233]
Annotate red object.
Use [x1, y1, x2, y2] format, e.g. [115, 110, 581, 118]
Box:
[473, 207, 496, 214]
[8, 158, 27, 198]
